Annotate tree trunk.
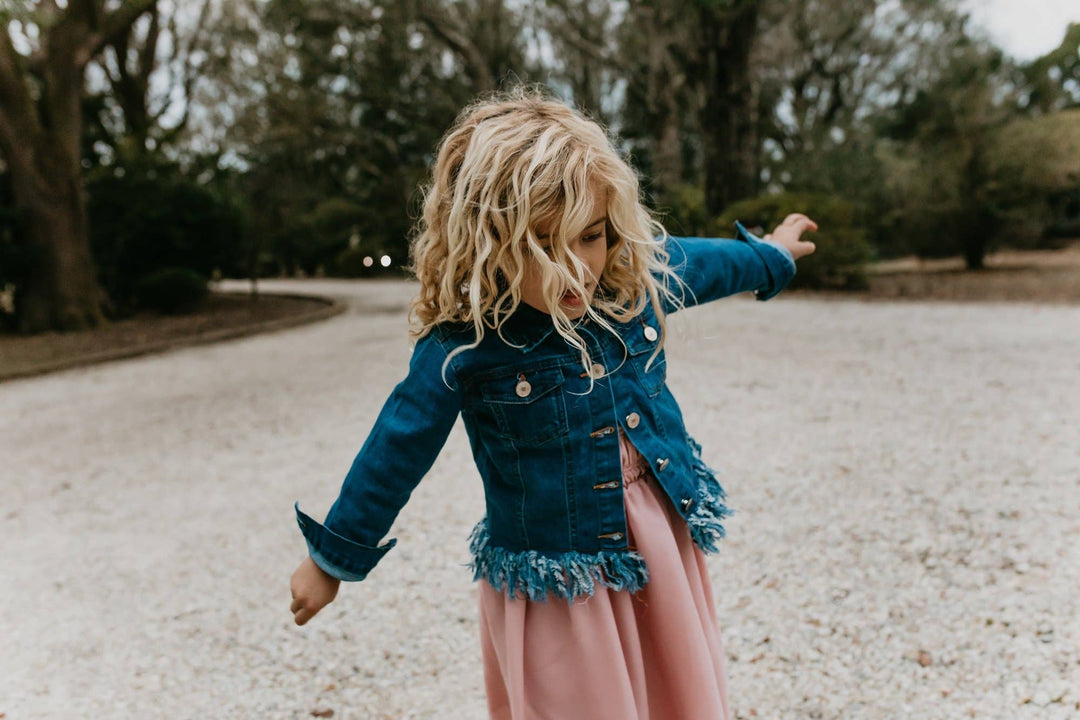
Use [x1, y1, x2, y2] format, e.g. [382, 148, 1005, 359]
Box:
[0, 1, 154, 333]
[697, 2, 762, 216]
[9, 143, 105, 332]
[644, 4, 683, 196]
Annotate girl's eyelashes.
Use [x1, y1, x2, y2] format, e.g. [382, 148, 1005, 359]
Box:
[536, 233, 603, 253]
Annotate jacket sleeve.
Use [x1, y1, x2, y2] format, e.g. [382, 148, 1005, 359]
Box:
[294, 330, 463, 581]
[660, 220, 797, 313]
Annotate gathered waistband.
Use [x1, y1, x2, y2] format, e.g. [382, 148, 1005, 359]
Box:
[618, 428, 653, 487]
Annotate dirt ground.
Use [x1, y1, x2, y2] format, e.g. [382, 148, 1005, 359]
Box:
[0, 292, 337, 382]
[2, 278, 1077, 719]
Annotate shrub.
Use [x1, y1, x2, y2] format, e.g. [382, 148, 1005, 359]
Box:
[655, 184, 709, 237]
[87, 162, 246, 314]
[710, 192, 873, 290]
[134, 267, 209, 315]
[332, 246, 380, 278]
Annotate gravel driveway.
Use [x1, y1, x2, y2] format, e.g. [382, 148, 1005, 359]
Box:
[2, 279, 1078, 719]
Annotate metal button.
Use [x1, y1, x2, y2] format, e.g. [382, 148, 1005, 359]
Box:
[656, 457, 669, 471]
[643, 325, 658, 342]
[625, 412, 641, 429]
[680, 497, 695, 513]
[515, 379, 532, 397]
[590, 362, 606, 378]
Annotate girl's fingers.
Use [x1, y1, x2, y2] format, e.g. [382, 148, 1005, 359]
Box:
[290, 596, 303, 614]
[781, 214, 818, 232]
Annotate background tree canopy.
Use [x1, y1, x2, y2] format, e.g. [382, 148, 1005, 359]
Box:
[1, 1, 1077, 331]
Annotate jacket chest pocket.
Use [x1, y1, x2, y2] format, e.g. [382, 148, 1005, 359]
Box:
[479, 365, 569, 447]
[624, 325, 666, 398]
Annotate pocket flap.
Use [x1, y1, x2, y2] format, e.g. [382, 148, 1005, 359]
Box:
[480, 366, 565, 405]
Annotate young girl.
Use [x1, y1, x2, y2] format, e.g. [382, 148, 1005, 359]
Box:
[290, 91, 817, 719]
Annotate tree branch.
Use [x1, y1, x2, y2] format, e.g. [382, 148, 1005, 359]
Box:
[416, 4, 494, 92]
[76, 0, 156, 69]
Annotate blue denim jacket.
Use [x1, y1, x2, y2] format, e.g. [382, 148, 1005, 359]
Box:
[296, 222, 796, 601]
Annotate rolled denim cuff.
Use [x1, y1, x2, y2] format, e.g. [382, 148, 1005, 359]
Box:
[295, 503, 396, 582]
[734, 220, 797, 300]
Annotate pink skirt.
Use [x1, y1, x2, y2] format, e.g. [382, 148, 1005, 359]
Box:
[478, 430, 731, 720]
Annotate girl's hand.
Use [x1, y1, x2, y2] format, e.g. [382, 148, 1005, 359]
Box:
[290, 555, 340, 626]
[763, 213, 818, 261]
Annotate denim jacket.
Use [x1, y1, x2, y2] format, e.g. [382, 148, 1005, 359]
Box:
[295, 222, 796, 601]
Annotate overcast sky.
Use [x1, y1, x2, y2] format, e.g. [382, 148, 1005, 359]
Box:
[963, 0, 1080, 60]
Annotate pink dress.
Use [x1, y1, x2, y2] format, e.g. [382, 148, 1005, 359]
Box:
[478, 429, 732, 720]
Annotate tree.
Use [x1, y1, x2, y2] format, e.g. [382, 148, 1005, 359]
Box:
[613, 0, 765, 212]
[416, 0, 534, 95]
[690, 0, 763, 215]
[0, 0, 154, 332]
[87, 0, 213, 162]
[878, 36, 1020, 268]
[1020, 22, 1080, 114]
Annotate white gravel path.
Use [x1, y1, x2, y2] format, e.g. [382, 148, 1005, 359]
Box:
[2, 278, 1078, 720]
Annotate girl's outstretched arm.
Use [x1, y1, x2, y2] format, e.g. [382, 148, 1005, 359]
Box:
[661, 214, 817, 311]
[290, 329, 463, 624]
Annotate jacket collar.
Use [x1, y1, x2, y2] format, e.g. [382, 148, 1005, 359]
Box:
[497, 302, 559, 353]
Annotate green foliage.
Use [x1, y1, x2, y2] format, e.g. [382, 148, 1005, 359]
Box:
[711, 192, 873, 290]
[873, 38, 1021, 268]
[773, 134, 898, 256]
[133, 267, 210, 315]
[331, 247, 384, 278]
[655, 184, 709, 237]
[86, 160, 247, 315]
[1021, 23, 1080, 113]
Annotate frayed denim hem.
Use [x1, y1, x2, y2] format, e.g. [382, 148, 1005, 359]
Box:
[685, 434, 734, 554]
[468, 519, 649, 602]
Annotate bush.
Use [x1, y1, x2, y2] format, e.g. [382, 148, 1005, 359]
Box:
[87, 161, 247, 314]
[655, 184, 709, 237]
[134, 267, 209, 315]
[710, 192, 873, 290]
[332, 246, 380, 278]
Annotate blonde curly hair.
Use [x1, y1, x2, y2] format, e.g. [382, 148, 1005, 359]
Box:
[409, 88, 682, 375]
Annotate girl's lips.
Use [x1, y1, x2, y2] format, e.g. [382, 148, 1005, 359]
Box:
[561, 286, 592, 306]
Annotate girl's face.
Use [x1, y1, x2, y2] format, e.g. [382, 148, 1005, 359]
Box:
[520, 183, 609, 319]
